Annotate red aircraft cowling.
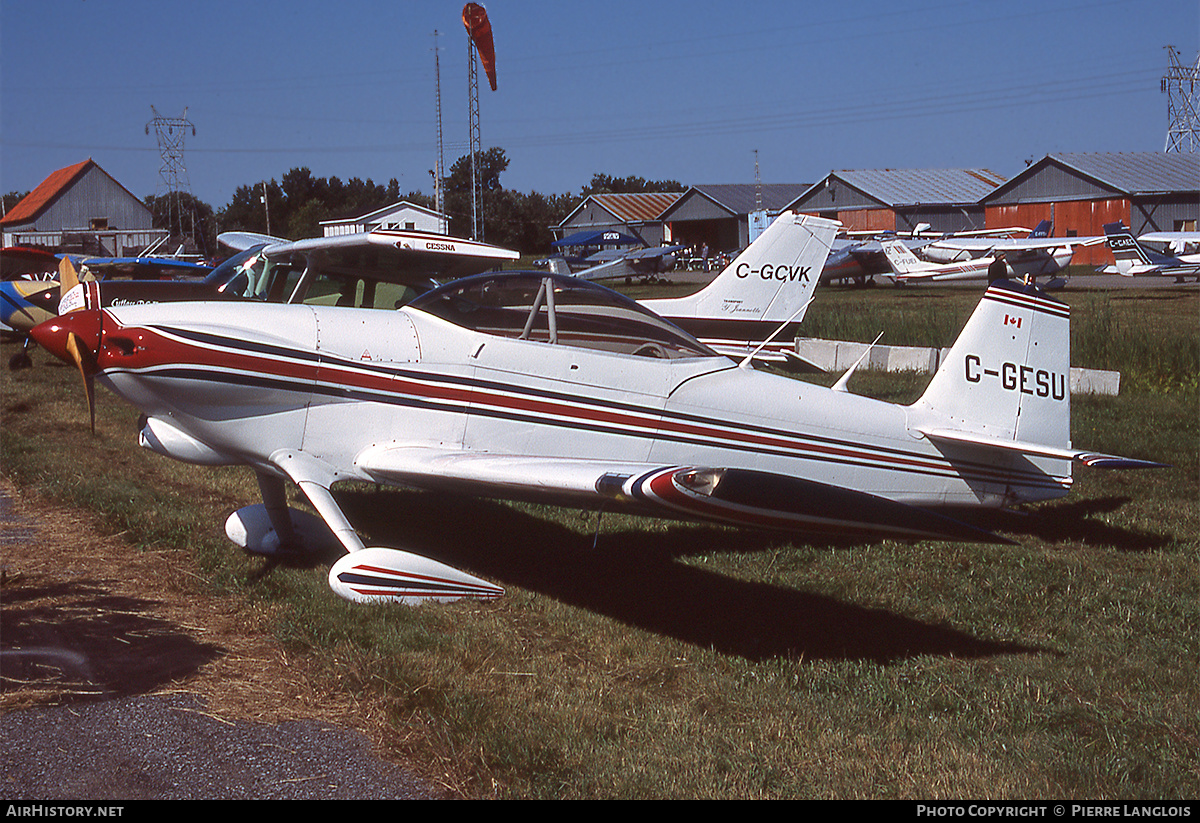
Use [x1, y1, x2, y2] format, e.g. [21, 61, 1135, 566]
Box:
[462, 3, 497, 91]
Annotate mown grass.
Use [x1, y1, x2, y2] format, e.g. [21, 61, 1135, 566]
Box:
[1, 280, 1196, 798]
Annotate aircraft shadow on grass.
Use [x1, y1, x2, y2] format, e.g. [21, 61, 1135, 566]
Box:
[251, 487, 1058, 665]
[957, 495, 1172, 552]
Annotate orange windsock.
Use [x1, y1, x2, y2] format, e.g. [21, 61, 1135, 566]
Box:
[462, 3, 497, 91]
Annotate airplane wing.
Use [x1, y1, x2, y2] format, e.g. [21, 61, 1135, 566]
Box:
[622, 244, 687, 261]
[63, 254, 212, 279]
[250, 229, 520, 286]
[218, 231, 289, 252]
[354, 445, 1010, 544]
[935, 236, 1106, 256]
[574, 245, 688, 281]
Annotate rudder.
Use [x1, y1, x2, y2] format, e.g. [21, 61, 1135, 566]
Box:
[913, 279, 1071, 450]
[641, 212, 840, 323]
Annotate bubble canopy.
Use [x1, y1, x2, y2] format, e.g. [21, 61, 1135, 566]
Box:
[408, 272, 719, 360]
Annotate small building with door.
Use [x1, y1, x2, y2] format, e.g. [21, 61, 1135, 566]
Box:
[320, 200, 449, 237]
[1, 158, 162, 255]
[553, 192, 683, 248]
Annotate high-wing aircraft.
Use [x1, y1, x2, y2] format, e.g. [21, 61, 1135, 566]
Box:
[1137, 230, 1200, 258]
[1098, 223, 1200, 281]
[4, 229, 522, 368]
[218, 228, 521, 302]
[919, 221, 1103, 279]
[550, 244, 688, 283]
[31, 265, 1161, 605]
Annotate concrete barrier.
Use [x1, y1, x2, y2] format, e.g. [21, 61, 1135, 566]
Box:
[794, 338, 1120, 395]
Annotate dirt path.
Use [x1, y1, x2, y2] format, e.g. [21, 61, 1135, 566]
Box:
[0, 478, 444, 799]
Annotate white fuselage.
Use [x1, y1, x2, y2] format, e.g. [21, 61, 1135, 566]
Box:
[921, 241, 1075, 277]
[95, 299, 1070, 512]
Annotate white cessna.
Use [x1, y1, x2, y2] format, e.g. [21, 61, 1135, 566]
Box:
[919, 221, 1105, 280]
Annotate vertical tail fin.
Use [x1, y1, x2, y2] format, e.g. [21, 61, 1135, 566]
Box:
[1029, 220, 1052, 238]
[640, 212, 840, 323]
[881, 239, 930, 276]
[914, 280, 1071, 449]
[1104, 222, 1152, 274]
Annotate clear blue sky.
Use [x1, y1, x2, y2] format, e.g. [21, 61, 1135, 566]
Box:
[2, 0, 1196, 213]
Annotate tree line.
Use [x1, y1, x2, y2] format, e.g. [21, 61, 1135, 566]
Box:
[5, 153, 684, 259]
[177, 149, 685, 257]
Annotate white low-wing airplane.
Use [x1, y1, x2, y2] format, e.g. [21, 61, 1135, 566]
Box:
[920, 221, 1104, 279]
[1098, 223, 1200, 281]
[32, 267, 1161, 605]
[879, 239, 997, 283]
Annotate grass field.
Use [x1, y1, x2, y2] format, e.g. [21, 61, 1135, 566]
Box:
[1, 278, 1197, 799]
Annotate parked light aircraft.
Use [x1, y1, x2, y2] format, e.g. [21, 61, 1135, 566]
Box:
[32, 260, 1161, 605]
[549, 244, 688, 283]
[1099, 223, 1200, 281]
[1137, 231, 1200, 258]
[919, 221, 1102, 279]
[818, 226, 1033, 288]
[880, 239, 996, 283]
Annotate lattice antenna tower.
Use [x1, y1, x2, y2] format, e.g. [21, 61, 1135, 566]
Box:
[1162, 46, 1200, 152]
[754, 149, 762, 212]
[145, 106, 197, 245]
[467, 33, 482, 241]
[432, 30, 447, 232]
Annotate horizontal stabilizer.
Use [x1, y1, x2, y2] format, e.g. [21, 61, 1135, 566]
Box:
[920, 428, 1168, 470]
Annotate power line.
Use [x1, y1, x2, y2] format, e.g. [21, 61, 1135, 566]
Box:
[145, 105, 197, 245]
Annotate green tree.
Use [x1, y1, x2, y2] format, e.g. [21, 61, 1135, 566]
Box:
[144, 191, 217, 255]
[444, 147, 511, 239]
[2, 190, 30, 217]
[581, 173, 684, 195]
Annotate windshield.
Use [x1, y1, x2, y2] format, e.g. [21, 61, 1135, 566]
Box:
[408, 272, 718, 359]
[204, 246, 271, 298]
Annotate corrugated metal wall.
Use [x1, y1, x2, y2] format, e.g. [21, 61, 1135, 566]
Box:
[32, 165, 153, 233]
[986, 199, 1129, 266]
[830, 209, 895, 233]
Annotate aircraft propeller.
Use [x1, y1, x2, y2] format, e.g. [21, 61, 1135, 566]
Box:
[44, 257, 100, 433]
